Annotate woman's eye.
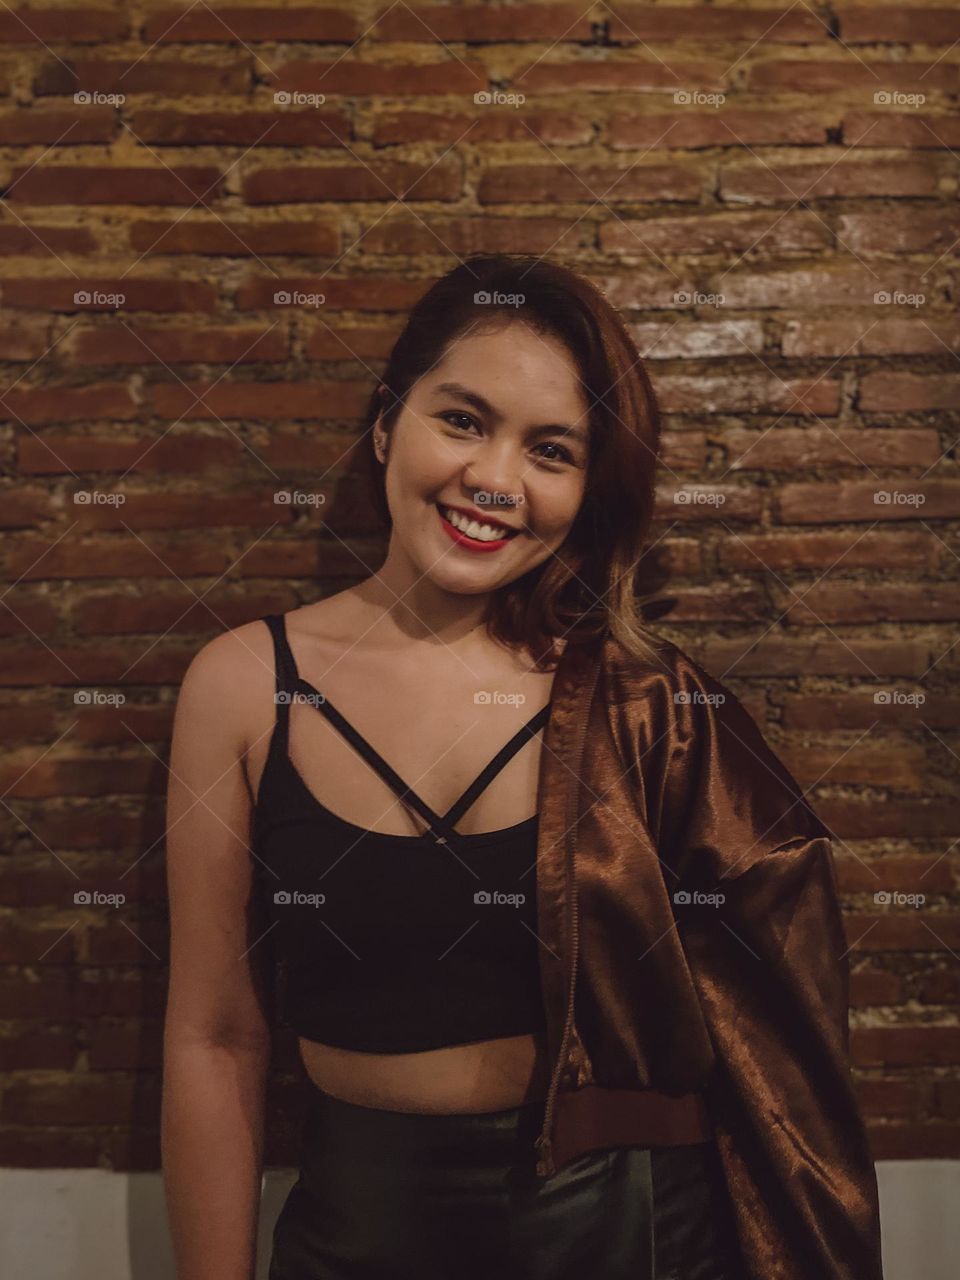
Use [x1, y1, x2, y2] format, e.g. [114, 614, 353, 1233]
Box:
[535, 442, 574, 464]
[440, 411, 478, 432]
[440, 412, 573, 465]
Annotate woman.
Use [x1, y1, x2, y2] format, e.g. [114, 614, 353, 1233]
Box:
[161, 255, 882, 1279]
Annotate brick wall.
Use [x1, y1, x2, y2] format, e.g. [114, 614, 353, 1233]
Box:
[0, 2, 957, 1170]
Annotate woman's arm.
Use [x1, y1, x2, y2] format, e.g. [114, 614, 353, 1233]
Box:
[161, 629, 275, 1280]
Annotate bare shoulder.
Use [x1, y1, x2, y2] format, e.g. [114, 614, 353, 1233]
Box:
[176, 616, 278, 755]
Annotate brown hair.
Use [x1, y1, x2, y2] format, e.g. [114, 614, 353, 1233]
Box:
[361, 254, 666, 671]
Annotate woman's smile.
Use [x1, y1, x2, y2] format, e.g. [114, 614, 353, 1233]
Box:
[435, 501, 523, 553]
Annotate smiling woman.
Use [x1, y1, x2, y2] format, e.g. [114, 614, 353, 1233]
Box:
[163, 254, 843, 1280]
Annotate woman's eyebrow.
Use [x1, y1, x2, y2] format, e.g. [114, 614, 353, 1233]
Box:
[431, 381, 589, 445]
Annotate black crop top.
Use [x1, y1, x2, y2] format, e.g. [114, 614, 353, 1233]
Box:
[251, 613, 551, 1053]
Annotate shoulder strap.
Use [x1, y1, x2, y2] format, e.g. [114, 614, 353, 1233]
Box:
[262, 614, 298, 750]
[444, 702, 551, 828]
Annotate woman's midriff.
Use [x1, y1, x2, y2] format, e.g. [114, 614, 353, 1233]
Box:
[298, 1031, 553, 1113]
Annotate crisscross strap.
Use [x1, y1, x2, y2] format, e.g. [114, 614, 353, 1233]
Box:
[263, 613, 550, 846]
[443, 704, 551, 828]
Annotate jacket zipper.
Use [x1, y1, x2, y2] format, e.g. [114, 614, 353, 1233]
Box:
[534, 646, 601, 1178]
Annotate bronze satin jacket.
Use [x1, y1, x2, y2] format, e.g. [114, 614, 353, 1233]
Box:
[530, 629, 884, 1280]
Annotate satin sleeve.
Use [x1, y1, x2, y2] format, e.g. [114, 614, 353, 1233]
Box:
[640, 659, 885, 1280]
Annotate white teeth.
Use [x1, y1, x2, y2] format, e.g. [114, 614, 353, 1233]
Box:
[440, 505, 515, 543]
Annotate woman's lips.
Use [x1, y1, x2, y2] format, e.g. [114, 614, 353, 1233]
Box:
[436, 503, 519, 553]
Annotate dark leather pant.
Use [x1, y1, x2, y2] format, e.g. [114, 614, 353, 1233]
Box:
[269, 1086, 746, 1279]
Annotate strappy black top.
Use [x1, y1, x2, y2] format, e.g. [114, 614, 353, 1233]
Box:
[251, 613, 551, 1052]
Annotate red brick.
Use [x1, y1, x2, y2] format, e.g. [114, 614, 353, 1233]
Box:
[69, 324, 289, 366]
[720, 159, 940, 203]
[71, 590, 293, 636]
[372, 110, 592, 148]
[778, 481, 960, 523]
[657, 373, 839, 416]
[853, 1026, 960, 1067]
[606, 7, 827, 43]
[514, 60, 725, 94]
[0, 106, 115, 144]
[0, 8, 128, 41]
[359, 215, 588, 257]
[35, 57, 250, 97]
[608, 109, 830, 149]
[601, 210, 830, 256]
[719, 531, 935, 573]
[3, 167, 226, 205]
[782, 690, 959, 731]
[860, 372, 959, 412]
[0, 224, 96, 254]
[783, 583, 960, 625]
[3, 534, 238, 580]
[478, 163, 702, 205]
[0, 487, 53, 528]
[628, 319, 766, 360]
[748, 60, 958, 95]
[17, 430, 244, 474]
[722, 428, 939, 470]
[0, 320, 51, 361]
[374, 3, 594, 42]
[818, 799, 960, 839]
[701, 638, 929, 678]
[150, 379, 367, 422]
[0, 384, 137, 426]
[276, 58, 486, 96]
[839, 9, 960, 44]
[918, 968, 960, 1004]
[844, 111, 960, 148]
[782, 317, 960, 358]
[143, 6, 359, 43]
[837, 207, 958, 253]
[129, 107, 352, 147]
[303, 322, 400, 361]
[244, 161, 461, 204]
[857, 1078, 926, 1117]
[850, 965, 904, 1005]
[128, 219, 339, 256]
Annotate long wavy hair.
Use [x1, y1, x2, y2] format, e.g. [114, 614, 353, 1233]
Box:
[360, 254, 666, 671]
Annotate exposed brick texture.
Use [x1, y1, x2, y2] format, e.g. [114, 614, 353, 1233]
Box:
[0, 2, 956, 1173]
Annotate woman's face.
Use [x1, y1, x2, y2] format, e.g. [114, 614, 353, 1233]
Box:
[376, 320, 591, 597]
